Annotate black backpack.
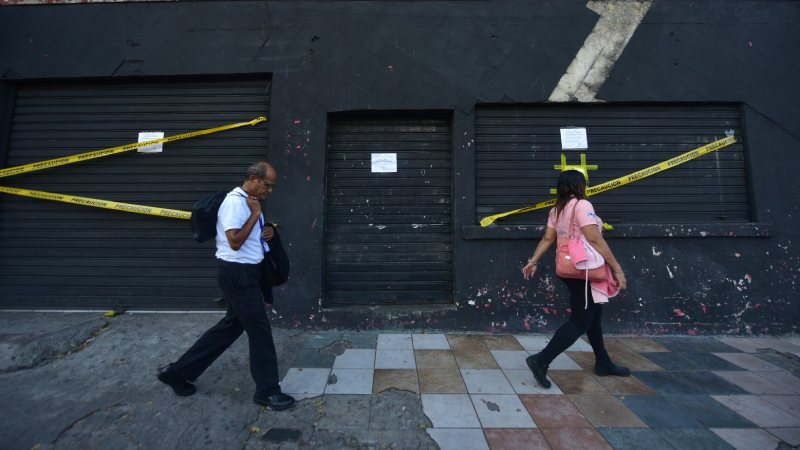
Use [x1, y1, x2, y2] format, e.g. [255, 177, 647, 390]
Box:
[190, 191, 229, 243]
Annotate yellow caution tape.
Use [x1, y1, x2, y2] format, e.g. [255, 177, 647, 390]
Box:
[0, 116, 266, 219]
[0, 116, 266, 179]
[0, 185, 192, 220]
[480, 135, 737, 227]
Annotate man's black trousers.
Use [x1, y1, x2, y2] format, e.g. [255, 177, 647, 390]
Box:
[171, 259, 281, 396]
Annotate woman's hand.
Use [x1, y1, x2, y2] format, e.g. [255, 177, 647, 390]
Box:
[613, 268, 627, 290]
[522, 260, 538, 280]
[261, 226, 274, 241]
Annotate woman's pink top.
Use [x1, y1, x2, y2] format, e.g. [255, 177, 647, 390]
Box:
[547, 198, 603, 239]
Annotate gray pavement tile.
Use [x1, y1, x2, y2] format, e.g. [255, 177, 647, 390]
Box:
[377, 333, 413, 350]
[412, 333, 450, 350]
[663, 395, 757, 428]
[712, 395, 800, 428]
[621, 395, 704, 428]
[712, 352, 784, 371]
[719, 337, 800, 354]
[548, 353, 583, 370]
[653, 428, 735, 450]
[766, 427, 800, 447]
[427, 428, 489, 450]
[490, 350, 529, 370]
[470, 394, 536, 428]
[642, 351, 745, 371]
[652, 336, 741, 353]
[375, 349, 416, 369]
[504, 369, 565, 395]
[324, 368, 374, 395]
[753, 350, 800, 373]
[461, 369, 515, 394]
[289, 347, 336, 368]
[712, 371, 787, 395]
[760, 394, 800, 419]
[280, 368, 330, 400]
[332, 349, 375, 369]
[599, 428, 675, 450]
[634, 371, 750, 395]
[752, 370, 800, 394]
[421, 394, 482, 428]
[711, 428, 781, 450]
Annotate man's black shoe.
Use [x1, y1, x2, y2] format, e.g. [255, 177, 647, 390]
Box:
[253, 392, 295, 411]
[525, 354, 551, 389]
[157, 364, 196, 396]
[594, 360, 631, 377]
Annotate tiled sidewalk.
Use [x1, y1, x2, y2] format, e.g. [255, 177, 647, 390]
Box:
[280, 333, 800, 450]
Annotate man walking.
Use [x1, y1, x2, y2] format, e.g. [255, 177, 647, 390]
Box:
[157, 161, 295, 411]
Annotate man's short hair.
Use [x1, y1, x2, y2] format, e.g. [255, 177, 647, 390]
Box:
[245, 162, 268, 181]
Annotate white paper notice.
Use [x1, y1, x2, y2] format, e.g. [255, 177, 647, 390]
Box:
[137, 131, 164, 153]
[559, 127, 588, 150]
[371, 153, 397, 173]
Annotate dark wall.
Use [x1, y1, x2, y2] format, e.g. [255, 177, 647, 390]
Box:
[0, 0, 798, 334]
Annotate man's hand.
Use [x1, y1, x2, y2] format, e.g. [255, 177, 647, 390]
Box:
[246, 196, 261, 215]
[262, 226, 274, 241]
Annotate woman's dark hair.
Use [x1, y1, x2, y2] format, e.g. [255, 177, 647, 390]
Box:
[554, 170, 587, 220]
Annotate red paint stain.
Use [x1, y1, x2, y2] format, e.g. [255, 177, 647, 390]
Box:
[687, 328, 699, 336]
[523, 318, 531, 331]
[293, 120, 301, 124]
[674, 308, 686, 317]
[702, 304, 708, 314]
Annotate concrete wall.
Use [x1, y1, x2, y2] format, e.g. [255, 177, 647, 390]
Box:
[1, 0, 798, 333]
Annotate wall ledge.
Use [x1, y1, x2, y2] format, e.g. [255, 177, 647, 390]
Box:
[461, 223, 771, 240]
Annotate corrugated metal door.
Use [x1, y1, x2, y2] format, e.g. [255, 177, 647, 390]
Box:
[0, 78, 270, 309]
[476, 105, 749, 225]
[325, 115, 453, 305]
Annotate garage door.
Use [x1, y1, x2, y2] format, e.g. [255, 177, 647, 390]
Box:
[324, 114, 453, 306]
[0, 77, 270, 309]
[475, 104, 748, 225]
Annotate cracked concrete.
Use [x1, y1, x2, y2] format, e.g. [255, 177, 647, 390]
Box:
[0, 312, 436, 450]
[0, 313, 108, 374]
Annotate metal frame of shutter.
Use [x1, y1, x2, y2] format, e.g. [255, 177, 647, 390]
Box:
[324, 113, 453, 306]
[475, 104, 750, 225]
[0, 76, 271, 309]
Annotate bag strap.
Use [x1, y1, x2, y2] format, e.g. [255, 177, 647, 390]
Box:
[567, 198, 580, 239]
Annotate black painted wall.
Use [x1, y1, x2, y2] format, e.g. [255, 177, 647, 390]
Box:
[0, 1, 798, 334]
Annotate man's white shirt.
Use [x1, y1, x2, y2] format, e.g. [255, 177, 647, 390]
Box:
[215, 187, 265, 264]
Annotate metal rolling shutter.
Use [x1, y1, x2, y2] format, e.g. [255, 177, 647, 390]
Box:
[476, 105, 749, 225]
[325, 115, 453, 305]
[0, 78, 270, 309]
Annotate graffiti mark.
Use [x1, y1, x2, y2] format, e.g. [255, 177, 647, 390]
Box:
[549, 1, 653, 102]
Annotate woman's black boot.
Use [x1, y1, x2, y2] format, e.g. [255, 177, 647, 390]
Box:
[525, 353, 551, 388]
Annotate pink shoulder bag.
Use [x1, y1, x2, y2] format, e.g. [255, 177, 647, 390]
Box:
[555, 200, 607, 282]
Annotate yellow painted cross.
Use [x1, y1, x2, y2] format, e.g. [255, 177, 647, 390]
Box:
[550, 153, 598, 194]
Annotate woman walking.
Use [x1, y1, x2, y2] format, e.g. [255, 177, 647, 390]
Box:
[521, 170, 629, 388]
